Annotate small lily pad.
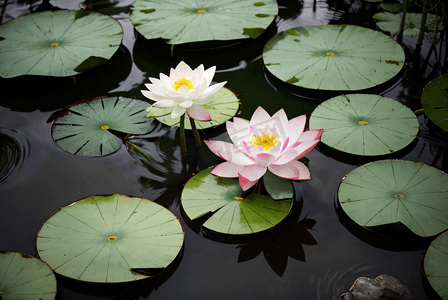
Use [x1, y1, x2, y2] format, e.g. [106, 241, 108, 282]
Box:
[338, 160, 448, 237]
[52, 97, 155, 156]
[424, 231, 448, 299]
[181, 167, 292, 235]
[0, 252, 56, 300]
[0, 10, 123, 78]
[263, 25, 405, 91]
[309, 94, 419, 156]
[146, 87, 239, 130]
[36, 194, 184, 283]
[421, 73, 448, 132]
[130, 0, 278, 44]
[373, 12, 444, 36]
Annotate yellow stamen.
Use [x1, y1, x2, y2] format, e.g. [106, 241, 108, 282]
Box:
[326, 52, 335, 56]
[101, 125, 110, 130]
[50, 43, 59, 47]
[173, 77, 194, 91]
[358, 121, 369, 125]
[395, 194, 404, 198]
[108, 236, 117, 241]
[197, 9, 206, 13]
[251, 132, 278, 151]
[234, 197, 243, 201]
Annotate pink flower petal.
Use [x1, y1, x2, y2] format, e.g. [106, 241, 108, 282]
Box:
[254, 153, 277, 167]
[288, 115, 306, 144]
[281, 137, 290, 153]
[204, 141, 255, 165]
[250, 106, 271, 125]
[186, 104, 210, 121]
[238, 173, 259, 191]
[292, 139, 320, 160]
[238, 164, 267, 181]
[272, 109, 290, 138]
[297, 129, 323, 142]
[211, 162, 243, 178]
[268, 160, 310, 180]
[227, 118, 251, 151]
[273, 149, 298, 165]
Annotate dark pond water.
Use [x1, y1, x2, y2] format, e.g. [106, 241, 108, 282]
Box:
[0, 0, 447, 299]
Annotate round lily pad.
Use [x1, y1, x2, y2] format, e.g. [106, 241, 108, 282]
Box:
[147, 87, 240, 130]
[181, 167, 292, 235]
[0, 10, 123, 78]
[36, 194, 184, 283]
[0, 251, 56, 300]
[309, 94, 419, 156]
[263, 25, 405, 90]
[338, 160, 448, 237]
[424, 231, 448, 299]
[52, 97, 155, 156]
[129, 0, 278, 45]
[421, 73, 448, 132]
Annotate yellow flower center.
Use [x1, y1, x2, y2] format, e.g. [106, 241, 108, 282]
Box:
[50, 43, 59, 47]
[234, 197, 243, 201]
[108, 236, 117, 241]
[395, 194, 404, 198]
[197, 9, 206, 13]
[358, 121, 369, 125]
[173, 77, 194, 91]
[326, 52, 335, 56]
[101, 125, 110, 130]
[251, 132, 278, 151]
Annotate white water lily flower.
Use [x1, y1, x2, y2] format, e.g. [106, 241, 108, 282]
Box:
[142, 61, 227, 121]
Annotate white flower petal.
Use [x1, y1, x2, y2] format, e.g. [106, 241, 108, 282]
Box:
[200, 81, 226, 99]
[178, 100, 194, 108]
[141, 90, 165, 101]
[203, 65, 216, 86]
[152, 99, 177, 107]
[171, 105, 186, 118]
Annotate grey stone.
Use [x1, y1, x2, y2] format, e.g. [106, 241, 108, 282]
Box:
[340, 274, 413, 300]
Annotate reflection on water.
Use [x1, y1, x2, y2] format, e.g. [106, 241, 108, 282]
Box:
[0, 128, 30, 186]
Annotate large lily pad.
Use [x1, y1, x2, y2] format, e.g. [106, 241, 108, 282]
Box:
[0, 252, 56, 300]
[338, 160, 448, 237]
[129, 0, 278, 44]
[309, 94, 419, 156]
[263, 25, 405, 91]
[0, 10, 123, 78]
[373, 12, 444, 36]
[36, 194, 184, 283]
[146, 87, 240, 130]
[424, 231, 448, 299]
[52, 97, 155, 156]
[421, 73, 448, 132]
[181, 168, 292, 235]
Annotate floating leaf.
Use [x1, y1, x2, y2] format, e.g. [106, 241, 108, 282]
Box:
[52, 97, 155, 156]
[263, 25, 404, 90]
[0, 10, 123, 78]
[36, 194, 184, 283]
[373, 12, 443, 36]
[309, 94, 419, 156]
[421, 73, 448, 131]
[424, 231, 448, 299]
[147, 87, 239, 130]
[181, 168, 292, 235]
[0, 252, 56, 300]
[338, 160, 448, 237]
[263, 170, 294, 200]
[129, 0, 278, 44]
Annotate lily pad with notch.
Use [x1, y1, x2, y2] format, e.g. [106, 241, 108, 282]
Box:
[146, 87, 240, 130]
[338, 160, 448, 237]
[52, 96, 155, 156]
[309, 94, 419, 156]
[421, 73, 448, 132]
[36, 194, 184, 283]
[0, 10, 123, 78]
[129, 0, 278, 45]
[263, 25, 405, 91]
[0, 251, 57, 300]
[424, 231, 448, 299]
[181, 167, 293, 235]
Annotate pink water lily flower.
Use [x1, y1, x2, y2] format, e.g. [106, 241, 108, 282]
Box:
[205, 107, 323, 191]
[141, 61, 226, 121]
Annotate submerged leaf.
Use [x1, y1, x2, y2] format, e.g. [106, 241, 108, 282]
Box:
[373, 12, 443, 36]
[424, 231, 448, 299]
[421, 72, 448, 131]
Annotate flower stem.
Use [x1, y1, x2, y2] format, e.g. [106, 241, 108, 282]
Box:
[189, 117, 201, 147]
[179, 115, 187, 154]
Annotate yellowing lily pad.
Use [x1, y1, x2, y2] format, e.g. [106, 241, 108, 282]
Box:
[0, 252, 56, 300]
[263, 25, 405, 90]
[338, 160, 448, 237]
[424, 231, 448, 299]
[181, 168, 292, 235]
[309, 94, 419, 156]
[130, 0, 278, 44]
[36, 194, 184, 283]
[0, 10, 123, 78]
[421, 73, 448, 132]
[146, 87, 240, 130]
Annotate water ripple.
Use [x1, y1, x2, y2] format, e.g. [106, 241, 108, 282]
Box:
[0, 128, 30, 186]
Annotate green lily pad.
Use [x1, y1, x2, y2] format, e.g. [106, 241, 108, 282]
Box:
[36, 194, 184, 283]
[0, 252, 56, 300]
[263, 170, 294, 200]
[309, 94, 419, 156]
[52, 97, 155, 156]
[146, 87, 240, 130]
[373, 12, 443, 36]
[0, 10, 123, 78]
[129, 0, 278, 44]
[181, 167, 292, 235]
[338, 160, 448, 237]
[263, 25, 405, 91]
[424, 231, 448, 299]
[421, 73, 448, 132]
